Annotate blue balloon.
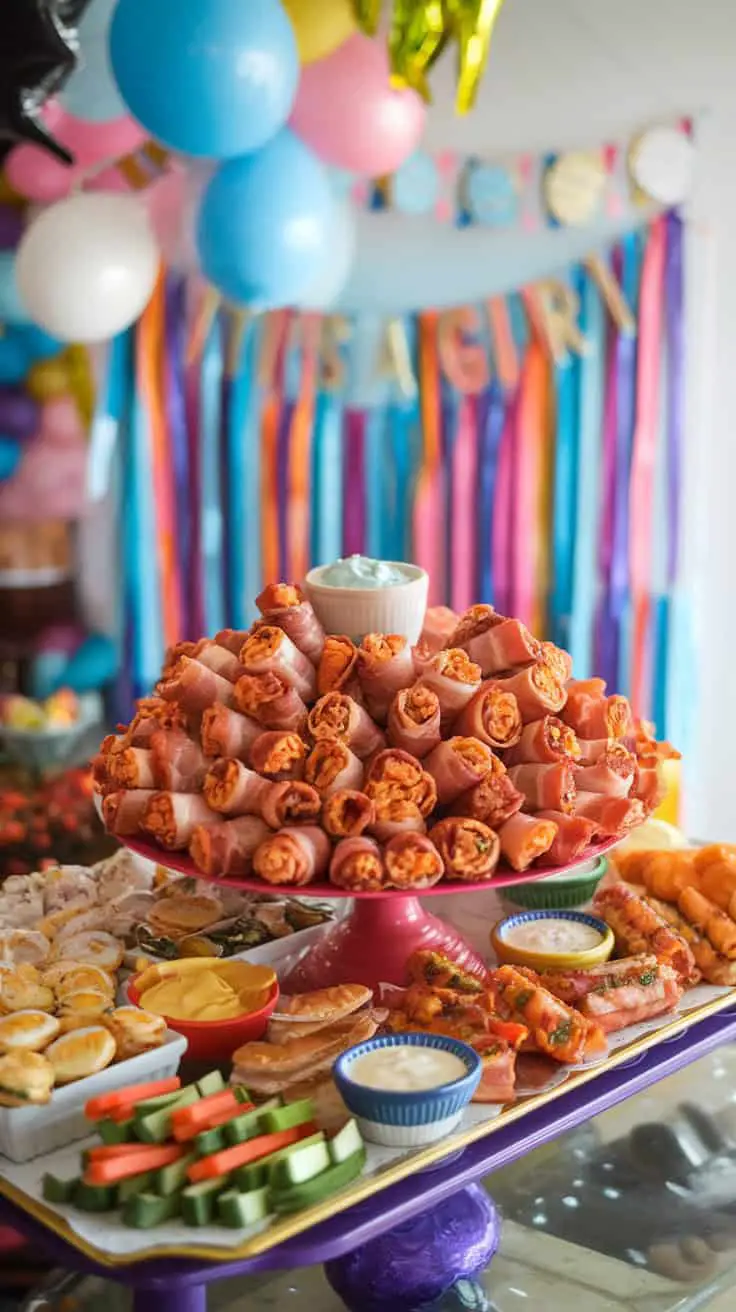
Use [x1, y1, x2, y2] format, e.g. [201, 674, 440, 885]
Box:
[0, 252, 30, 326]
[0, 336, 30, 385]
[109, 0, 299, 158]
[55, 634, 118, 694]
[0, 435, 22, 481]
[14, 324, 64, 362]
[197, 132, 335, 306]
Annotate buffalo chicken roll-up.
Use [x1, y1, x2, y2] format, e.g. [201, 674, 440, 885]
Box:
[539, 956, 683, 1032]
[369, 800, 426, 842]
[489, 663, 566, 720]
[447, 604, 504, 649]
[535, 811, 600, 866]
[450, 757, 524, 829]
[540, 642, 573, 684]
[428, 817, 501, 882]
[239, 625, 317, 702]
[202, 759, 271, 817]
[497, 812, 558, 871]
[420, 605, 459, 654]
[452, 683, 523, 753]
[307, 692, 385, 759]
[149, 730, 209, 792]
[357, 633, 416, 720]
[574, 744, 636, 798]
[234, 672, 308, 732]
[126, 697, 190, 744]
[386, 684, 442, 758]
[457, 616, 542, 677]
[424, 736, 496, 805]
[364, 748, 437, 817]
[574, 793, 644, 836]
[253, 825, 332, 887]
[190, 639, 243, 683]
[255, 582, 326, 665]
[507, 761, 577, 815]
[143, 792, 219, 850]
[248, 730, 307, 781]
[160, 639, 199, 677]
[305, 740, 364, 798]
[329, 836, 388, 892]
[158, 655, 235, 711]
[316, 634, 359, 697]
[493, 965, 607, 1063]
[383, 832, 445, 891]
[102, 789, 156, 836]
[419, 649, 482, 726]
[200, 704, 262, 762]
[189, 815, 272, 878]
[259, 781, 322, 830]
[562, 682, 632, 740]
[503, 716, 580, 767]
[593, 883, 696, 984]
[108, 746, 158, 790]
[630, 760, 667, 812]
[321, 789, 376, 839]
[215, 627, 252, 656]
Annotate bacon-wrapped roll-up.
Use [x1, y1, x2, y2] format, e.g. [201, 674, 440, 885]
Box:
[190, 815, 272, 879]
[200, 704, 262, 763]
[429, 817, 500, 882]
[330, 836, 387, 892]
[562, 684, 632, 740]
[126, 697, 191, 745]
[91, 752, 114, 795]
[305, 740, 364, 798]
[504, 717, 580, 767]
[190, 639, 243, 684]
[384, 832, 445, 891]
[239, 625, 317, 702]
[102, 790, 155, 836]
[317, 635, 359, 697]
[593, 883, 696, 984]
[322, 789, 375, 839]
[458, 616, 541, 677]
[497, 812, 558, 871]
[424, 736, 496, 805]
[421, 605, 459, 655]
[453, 683, 523, 751]
[215, 627, 252, 657]
[307, 692, 385, 759]
[255, 583, 326, 665]
[161, 640, 199, 678]
[357, 634, 416, 721]
[364, 748, 437, 817]
[447, 604, 503, 649]
[370, 801, 426, 843]
[576, 738, 610, 763]
[507, 762, 576, 815]
[411, 640, 436, 679]
[108, 746, 158, 790]
[234, 672, 308, 733]
[259, 781, 322, 830]
[249, 731, 307, 781]
[158, 656, 235, 712]
[540, 954, 659, 1004]
[490, 663, 566, 720]
[540, 956, 682, 1033]
[535, 812, 599, 866]
[540, 642, 573, 684]
[575, 792, 644, 836]
[630, 761, 666, 813]
[575, 744, 636, 798]
[253, 825, 331, 887]
[387, 685, 442, 759]
[143, 792, 219, 851]
[202, 759, 270, 817]
[149, 730, 208, 793]
[419, 649, 482, 727]
[450, 757, 524, 829]
[494, 965, 606, 1062]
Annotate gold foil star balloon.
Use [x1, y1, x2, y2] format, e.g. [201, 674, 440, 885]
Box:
[446, 0, 506, 113]
[353, 0, 383, 36]
[388, 1, 446, 101]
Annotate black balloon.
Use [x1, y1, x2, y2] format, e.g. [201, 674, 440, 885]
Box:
[0, 0, 91, 164]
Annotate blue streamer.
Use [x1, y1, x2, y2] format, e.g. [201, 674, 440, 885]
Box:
[227, 324, 257, 628]
[200, 319, 225, 634]
[613, 232, 643, 695]
[126, 338, 163, 699]
[477, 380, 506, 604]
[311, 392, 344, 566]
[240, 324, 263, 625]
[549, 350, 580, 648]
[568, 267, 605, 676]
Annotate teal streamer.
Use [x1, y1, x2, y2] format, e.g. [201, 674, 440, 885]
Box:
[386, 400, 415, 561]
[127, 338, 163, 696]
[227, 323, 257, 629]
[549, 349, 580, 649]
[365, 405, 387, 558]
[239, 324, 263, 625]
[200, 318, 225, 634]
[311, 392, 344, 565]
[665, 590, 695, 756]
[568, 267, 605, 676]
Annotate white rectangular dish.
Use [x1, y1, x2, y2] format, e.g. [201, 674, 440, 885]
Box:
[0, 1030, 188, 1163]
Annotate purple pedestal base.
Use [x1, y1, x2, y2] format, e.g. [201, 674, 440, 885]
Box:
[134, 1289, 206, 1312]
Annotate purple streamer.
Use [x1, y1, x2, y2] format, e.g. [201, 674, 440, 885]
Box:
[276, 400, 295, 579]
[219, 374, 233, 620]
[343, 409, 366, 555]
[594, 282, 620, 685]
[164, 279, 190, 636]
[665, 211, 684, 586]
[184, 356, 205, 638]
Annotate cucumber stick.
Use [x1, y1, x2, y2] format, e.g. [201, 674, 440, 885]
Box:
[123, 1192, 181, 1229]
[329, 1119, 363, 1164]
[270, 1148, 367, 1215]
[259, 1098, 315, 1135]
[181, 1178, 227, 1227]
[271, 1140, 330, 1187]
[42, 1174, 79, 1205]
[217, 1186, 270, 1229]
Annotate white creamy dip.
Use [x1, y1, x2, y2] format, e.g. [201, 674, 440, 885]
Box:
[319, 555, 411, 589]
[350, 1044, 467, 1093]
[504, 919, 603, 954]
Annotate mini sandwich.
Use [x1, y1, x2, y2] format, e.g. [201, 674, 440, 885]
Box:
[0, 1051, 54, 1106]
[45, 1026, 117, 1084]
[147, 893, 224, 938]
[232, 1012, 378, 1097]
[267, 984, 373, 1044]
[0, 1010, 60, 1053]
[104, 1007, 167, 1059]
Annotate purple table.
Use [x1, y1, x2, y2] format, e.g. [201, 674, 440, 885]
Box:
[3, 1007, 736, 1312]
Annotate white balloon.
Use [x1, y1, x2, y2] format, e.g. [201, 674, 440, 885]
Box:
[15, 194, 160, 344]
[295, 196, 356, 311]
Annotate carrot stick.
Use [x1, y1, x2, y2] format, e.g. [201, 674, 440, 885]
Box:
[187, 1122, 317, 1184]
[84, 1145, 183, 1185]
[172, 1100, 256, 1142]
[85, 1078, 181, 1121]
[170, 1090, 241, 1137]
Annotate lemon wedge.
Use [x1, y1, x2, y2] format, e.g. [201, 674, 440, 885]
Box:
[617, 818, 689, 853]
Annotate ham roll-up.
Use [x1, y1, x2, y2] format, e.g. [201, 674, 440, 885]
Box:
[191, 639, 243, 683]
[329, 837, 387, 892]
[387, 685, 442, 759]
[420, 605, 459, 655]
[504, 716, 580, 767]
[424, 736, 496, 805]
[161, 640, 199, 678]
[429, 817, 500, 882]
[535, 811, 599, 866]
[259, 781, 322, 830]
[317, 635, 359, 696]
[449, 759, 524, 829]
[307, 693, 385, 759]
[108, 746, 158, 790]
[575, 744, 636, 798]
[249, 731, 307, 781]
[411, 640, 436, 679]
[369, 801, 426, 842]
[593, 883, 696, 984]
[575, 792, 644, 836]
[458, 617, 541, 676]
[539, 954, 659, 1005]
[447, 604, 502, 648]
[630, 761, 666, 813]
[357, 634, 416, 720]
[256, 583, 326, 665]
[322, 789, 375, 839]
[159, 656, 235, 712]
[215, 627, 252, 656]
[234, 672, 307, 733]
[490, 663, 566, 719]
[540, 642, 573, 684]
[91, 753, 114, 795]
[453, 684, 523, 751]
[576, 738, 610, 763]
[493, 966, 606, 1064]
[150, 730, 208, 792]
[102, 790, 155, 836]
[384, 832, 445, 890]
[239, 625, 316, 701]
[202, 759, 270, 817]
[200, 704, 262, 762]
[507, 762, 576, 814]
[253, 825, 331, 886]
[127, 697, 190, 744]
[419, 649, 482, 727]
[305, 740, 364, 798]
[541, 958, 682, 1034]
[143, 792, 219, 850]
[563, 683, 632, 740]
[189, 815, 271, 879]
[497, 812, 558, 871]
[364, 748, 437, 817]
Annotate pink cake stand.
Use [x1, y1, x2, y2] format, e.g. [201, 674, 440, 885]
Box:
[121, 835, 618, 992]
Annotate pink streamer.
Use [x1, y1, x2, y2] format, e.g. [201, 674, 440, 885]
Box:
[450, 397, 477, 612]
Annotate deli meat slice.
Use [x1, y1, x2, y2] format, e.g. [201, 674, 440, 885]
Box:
[535, 811, 599, 865]
[158, 656, 235, 712]
[200, 704, 262, 762]
[190, 815, 272, 878]
[507, 762, 576, 814]
[150, 730, 209, 792]
[255, 583, 326, 665]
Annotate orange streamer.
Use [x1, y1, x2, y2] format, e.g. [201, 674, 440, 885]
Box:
[413, 312, 444, 605]
[288, 316, 320, 583]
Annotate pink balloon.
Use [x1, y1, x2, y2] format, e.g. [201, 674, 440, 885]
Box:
[40, 398, 86, 447]
[50, 109, 147, 167]
[6, 105, 147, 202]
[290, 34, 426, 176]
[0, 429, 87, 522]
[5, 146, 74, 203]
[146, 164, 212, 273]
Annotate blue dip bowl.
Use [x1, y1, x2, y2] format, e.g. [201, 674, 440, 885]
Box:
[333, 1032, 482, 1148]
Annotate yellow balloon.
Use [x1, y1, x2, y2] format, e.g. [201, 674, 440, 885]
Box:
[26, 358, 71, 402]
[283, 0, 356, 64]
[0, 172, 25, 207]
[62, 346, 95, 430]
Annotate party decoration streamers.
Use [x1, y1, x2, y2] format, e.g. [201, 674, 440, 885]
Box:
[510, 339, 547, 628]
[447, 0, 507, 114]
[414, 311, 444, 604]
[549, 348, 578, 650]
[87, 333, 127, 504]
[288, 315, 320, 583]
[200, 315, 226, 636]
[389, 1, 446, 102]
[568, 266, 605, 677]
[311, 391, 344, 566]
[476, 381, 506, 603]
[450, 396, 478, 612]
